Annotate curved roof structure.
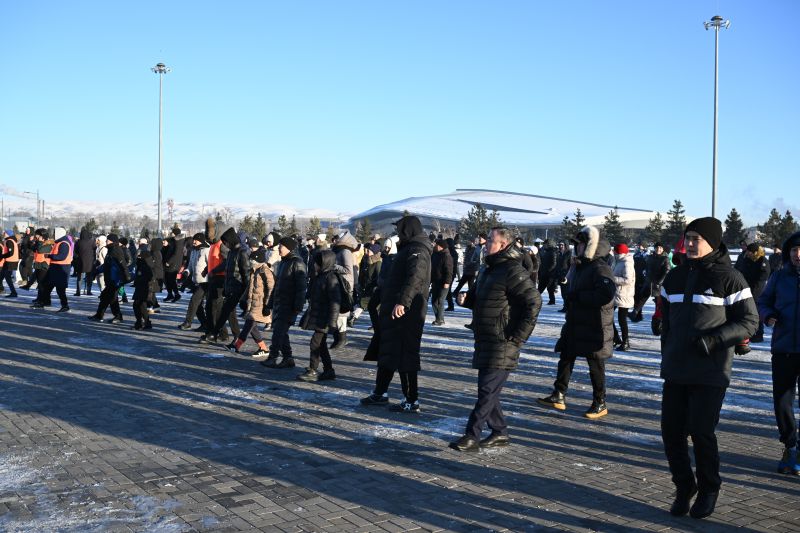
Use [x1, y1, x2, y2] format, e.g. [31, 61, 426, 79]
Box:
[350, 189, 658, 230]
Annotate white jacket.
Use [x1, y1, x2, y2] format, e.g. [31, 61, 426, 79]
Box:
[613, 253, 635, 308]
[189, 246, 210, 284]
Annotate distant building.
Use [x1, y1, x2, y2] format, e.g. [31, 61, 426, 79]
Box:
[348, 189, 660, 237]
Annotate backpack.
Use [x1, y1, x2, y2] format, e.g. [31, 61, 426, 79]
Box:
[333, 271, 354, 314]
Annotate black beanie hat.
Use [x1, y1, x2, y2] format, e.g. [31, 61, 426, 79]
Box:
[746, 243, 760, 253]
[192, 232, 205, 242]
[684, 217, 722, 251]
[106, 233, 119, 244]
[250, 248, 267, 264]
[278, 236, 297, 251]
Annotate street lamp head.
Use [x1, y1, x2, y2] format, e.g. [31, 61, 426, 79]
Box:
[704, 15, 730, 30]
[151, 62, 171, 74]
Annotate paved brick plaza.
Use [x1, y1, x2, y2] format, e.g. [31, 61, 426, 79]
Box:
[1, 284, 799, 532]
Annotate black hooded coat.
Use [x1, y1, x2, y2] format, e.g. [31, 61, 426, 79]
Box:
[77, 228, 95, 274]
[365, 216, 432, 372]
[301, 250, 342, 332]
[150, 238, 165, 281]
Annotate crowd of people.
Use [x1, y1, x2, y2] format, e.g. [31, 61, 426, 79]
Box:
[1, 215, 798, 520]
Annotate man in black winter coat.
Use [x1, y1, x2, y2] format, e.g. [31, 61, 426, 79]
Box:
[554, 241, 573, 311]
[538, 226, 616, 419]
[659, 217, 758, 519]
[361, 215, 432, 413]
[163, 227, 186, 302]
[430, 239, 453, 326]
[261, 237, 308, 369]
[75, 227, 95, 296]
[88, 234, 128, 323]
[450, 227, 541, 451]
[202, 228, 250, 343]
[736, 243, 770, 343]
[297, 249, 341, 382]
[537, 239, 558, 304]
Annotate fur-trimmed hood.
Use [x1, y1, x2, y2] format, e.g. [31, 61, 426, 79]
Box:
[571, 226, 610, 261]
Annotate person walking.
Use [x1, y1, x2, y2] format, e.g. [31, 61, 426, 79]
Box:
[88, 234, 128, 323]
[163, 227, 186, 302]
[611, 243, 635, 351]
[736, 243, 770, 344]
[430, 238, 453, 326]
[296, 249, 341, 382]
[34, 227, 72, 312]
[537, 239, 557, 305]
[449, 227, 541, 451]
[537, 226, 616, 419]
[757, 231, 800, 476]
[75, 227, 95, 296]
[659, 217, 758, 519]
[0, 230, 20, 298]
[261, 237, 307, 369]
[227, 247, 273, 356]
[361, 215, 432, 413]
[179, 233, 210, 331]
[202, 227, 250, 343]
[554, 241, 573, 312]
[132, 250, 157, 330]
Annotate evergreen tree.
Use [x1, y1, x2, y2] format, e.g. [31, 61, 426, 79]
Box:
[110, 220, 121, 235]
[663, 199, 687, 247]
[325, 224, 336, 242]
[83, 217, 99, 234]
[644, 212, 665, 243]
[560, 215, 576, 241]
[356, 218, 373, 243]
[757, 208, 783, 246]
[722, 208, 746, 246]
[239, 215, 255, 236]
[459, 203, 502, 242]
[289, 215, 300, 236]
[602, 206, 625, 245]
[402, 209, 411, 217]
[306, 216, 322, 239]
[777, 210, 799, 246]
[277, 214, 290, 236]
[572, 208, 586, 230]
[253, 213, 267, 239]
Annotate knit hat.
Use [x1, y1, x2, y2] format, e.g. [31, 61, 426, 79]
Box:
[171, 227, 181, 236]
[192, 232, 205, 242]
[246, 237, 259, 248]
[654, 242, 664, 249]
[684, 217, 723, 251]
[746, 243, 759, 253]
[250, 248, 267, 264]
[614, 243, 629, 254]
[106, 233, 119, 244]
[278, 236, 297, 251]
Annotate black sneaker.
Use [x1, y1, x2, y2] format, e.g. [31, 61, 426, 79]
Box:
[225, 342, 238, 353]
[178, 322, 192, 330]
[537, 391, 567, 411]
[252, 349, 269, 358]
[317, 369, 336, 381]
[584, 401, 608, 419]
[57, 306, 70, 313]
[143, 322, 153, 330]
[360, 393, 389, 406]
[275, 356, 295, 369]
[88, 314, 103, 321]
[4, 293, 18, 298]
[199, 334, 217, 344]
[449, 435, 479, 452]
[133, 322, 144, 330]
[108, 316, 123, 324]
[389, 400, 420, 413]
[296, 368, 319, 382]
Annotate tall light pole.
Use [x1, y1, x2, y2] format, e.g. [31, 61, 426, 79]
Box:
[151, 62, 171, 236]
[704, 15, 730, 219]
[24, 190, 40, 226]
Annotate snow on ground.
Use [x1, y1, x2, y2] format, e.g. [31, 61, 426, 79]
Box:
[0, 453, 188, 533]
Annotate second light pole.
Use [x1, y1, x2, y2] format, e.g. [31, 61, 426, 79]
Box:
[152, 62, 171, 236]
[704, 15, 730, 219]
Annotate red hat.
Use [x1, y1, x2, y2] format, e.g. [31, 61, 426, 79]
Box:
[614, 243, 629, 254]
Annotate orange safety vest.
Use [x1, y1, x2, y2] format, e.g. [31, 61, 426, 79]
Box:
[208, 241, 225, 277]
[33, 249, 50, 265]
[49, 240, 74, 266]
[4, 238, 19, 263]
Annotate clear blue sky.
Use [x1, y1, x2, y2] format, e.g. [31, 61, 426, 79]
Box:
[1, 1, 797, 225]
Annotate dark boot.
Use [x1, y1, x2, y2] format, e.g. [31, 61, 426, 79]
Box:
[330, 331, 348, 350]
[276, 356, 295, 369]
[689, 492, 719, 519]
[670, 483, 698, 517]
[260, 353, 280, 368]
[536, 390, 566, 411]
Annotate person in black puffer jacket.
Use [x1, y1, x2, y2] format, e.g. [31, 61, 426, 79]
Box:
[659, 217, 758, 519]
[88, 234, 128, 323]
[538, 226, 616, 419]
[132, 250, 157, 330]
[163, 227, 186, 302]
[449, 227, 542, 451]
[261, 237, 308, 369]
[361, 216, 432, 413]
[203, 227, 251, 343]
[537, 239, 558, 304]
[297, 249, 342, 382]
[735, 243, 770, 343]
[430, 239, 453, 326]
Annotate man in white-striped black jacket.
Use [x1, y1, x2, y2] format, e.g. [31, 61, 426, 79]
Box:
[659, 217, 759, 520]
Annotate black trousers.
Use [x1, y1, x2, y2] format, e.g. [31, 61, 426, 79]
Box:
[309, 330, 333, 371]
[431, 284, 447, 323]
[19, 255, 33, 283]
[184, 282, 208, 327]
[554, 353, 606, 402]
[613, 307, 629, 343]
[206, 277, 225, 332]
[466, 368, 510, 439]
[537, 276, 556, 304]
[34, 269, 50, 304]
[211, 290, 243, 337]
[96, 284, 121, 319]
[661, 382, 726, 493]
[772, 353, 800, 449]
[2, 263, 18, 295]
[374, 366, 418, 403]
[164, 271, 179, 297]
[133, 295, 151, 325]
[269, 318, 294, 357]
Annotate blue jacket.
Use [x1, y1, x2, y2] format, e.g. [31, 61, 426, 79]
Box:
[758, 231, 800, 354]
